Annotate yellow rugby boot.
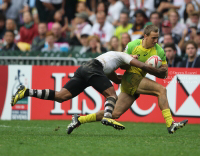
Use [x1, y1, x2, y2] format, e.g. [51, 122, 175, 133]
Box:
[101, 117, 125, 130]
[11, 85, 27, 106]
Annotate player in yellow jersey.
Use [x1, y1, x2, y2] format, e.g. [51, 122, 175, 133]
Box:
[67, 25, 188, 134]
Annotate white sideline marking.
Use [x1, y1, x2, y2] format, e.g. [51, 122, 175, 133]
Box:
[0, 125, 10, 127]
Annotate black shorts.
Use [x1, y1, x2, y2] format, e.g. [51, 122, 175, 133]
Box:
[63, 59, 113, 97]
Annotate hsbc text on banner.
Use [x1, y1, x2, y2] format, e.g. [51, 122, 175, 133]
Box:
[31, 66, 200, 124]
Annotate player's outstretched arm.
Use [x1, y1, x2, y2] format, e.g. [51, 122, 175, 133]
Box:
[107, 72, 122, 84]
[130, 59, 167, 79]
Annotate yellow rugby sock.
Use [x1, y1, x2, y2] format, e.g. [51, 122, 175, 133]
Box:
[162, 109, 174, 127]
[78, 113, 96, 124]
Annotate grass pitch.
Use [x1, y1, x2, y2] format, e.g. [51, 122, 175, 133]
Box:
[0, 120, 199, 156]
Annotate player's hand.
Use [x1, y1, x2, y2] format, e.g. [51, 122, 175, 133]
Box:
[131, 55, 138, 59]
[157, 67, 167, 75]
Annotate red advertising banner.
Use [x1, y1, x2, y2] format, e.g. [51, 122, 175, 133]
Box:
[31, 66, 200, 124]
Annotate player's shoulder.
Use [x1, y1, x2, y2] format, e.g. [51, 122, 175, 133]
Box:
[155, 43, 164, 54]
[128, 39, 141, 46]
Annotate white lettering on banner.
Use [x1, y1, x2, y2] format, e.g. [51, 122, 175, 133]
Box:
[130, 74, 156, 116]
[51, 73, 66, 114]
[82, 87, 102, 114]
[68, 73, 81, 114]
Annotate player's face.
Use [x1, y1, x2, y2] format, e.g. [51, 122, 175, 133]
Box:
[146, 31, 159, 47]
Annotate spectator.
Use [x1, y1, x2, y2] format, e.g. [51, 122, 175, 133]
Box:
[79, 33, 89, 55]
[85, 35, 107, 54]
[36, 0, 65, 22]
[0, 0, 11, 13]
[0, 13, 6, 39]
[4, 0, 29, 24]
[1, 30, 20, 51]
[41, 31, 59, 52]
[108, 36, 120, 51]
[179, 40, 200, 67]
[178, 0, 199, 20]
[114, 11, 132, 39]
[194, 29, 200, 55]
[119, 32, 131, 51]
[52, 22, 66, 43]
[108, 0, 124, 26]
[178, 26, 197, 50]
[51, 10, 69, 33]
[186, 11, 200, 27]
[31, 22, 47, 51]
[149, 11, 162, 32]
[129, 0, 147, 18]
[159, 20, 181, 45]
[168, 9, 187, 37]
[164, 43, 182, 67]
[89, 2, 112, 24]
[19, 11, 38, 44]
[6, 19, 19, 41]
[90, 11, 115, 48]
[51, 22, 69, 52]
[128, 9, 148, 40]
[183, 2, 195, 23]
[144, 0, 181, 17]
[163, 33, 182, 56]
[70, 12, 92, 46]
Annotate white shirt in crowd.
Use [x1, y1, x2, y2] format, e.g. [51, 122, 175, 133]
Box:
[108, 1, 124, 22]
[144, 0, 185, 17]
[89, 14, 113, 24]
[90, 21, 115, 44]
[95, 51, 133, 75]
[129, 0, 145, 17]
[40, 0, 62, 4]
[172, 23, 187, 37]
[81, 24, 92, 35]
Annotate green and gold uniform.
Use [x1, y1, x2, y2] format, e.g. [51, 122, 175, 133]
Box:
[121, 39, 167, 96]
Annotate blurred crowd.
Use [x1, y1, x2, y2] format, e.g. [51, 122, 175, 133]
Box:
[0, 0, 200, 67]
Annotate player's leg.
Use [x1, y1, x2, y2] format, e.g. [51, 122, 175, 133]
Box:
[11, 75, 89, 106]
[67, 76, 125, 134]
[88, 75, 126, 129]
[135, 77, 188, 133]
[67, 92, 136, 134]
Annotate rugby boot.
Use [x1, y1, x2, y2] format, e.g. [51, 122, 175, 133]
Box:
[67, 114, 81, 134]
[11, 85, 27, 106]
[101, 117, 125, 130]
[168, 120, 188, 134]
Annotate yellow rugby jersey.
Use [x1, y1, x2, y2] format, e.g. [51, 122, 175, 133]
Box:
[125, 39, 167, 77]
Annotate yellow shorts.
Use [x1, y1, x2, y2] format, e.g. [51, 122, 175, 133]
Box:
[121, 72, 143, 96]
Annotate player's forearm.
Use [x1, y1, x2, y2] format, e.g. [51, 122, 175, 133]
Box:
[130, 59, 167, 78]
[142, 64, 167, 78]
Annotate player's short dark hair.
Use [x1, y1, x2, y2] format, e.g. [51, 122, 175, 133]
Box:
[185, 40, 198, 50]
[144, 25, 159, 36]
[164, 43, 176, 51]
[150, 11, 162, 19]
[5, 30, 15, 36]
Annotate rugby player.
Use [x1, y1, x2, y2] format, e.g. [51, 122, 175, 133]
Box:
[67, 25, 188, 134]
[11, 50, 166, 130]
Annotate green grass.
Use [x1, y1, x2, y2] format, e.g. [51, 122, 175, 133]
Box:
[0, 121, 199, 156]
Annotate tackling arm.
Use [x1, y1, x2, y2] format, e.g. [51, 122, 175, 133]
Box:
[107, 72, 122, 84]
